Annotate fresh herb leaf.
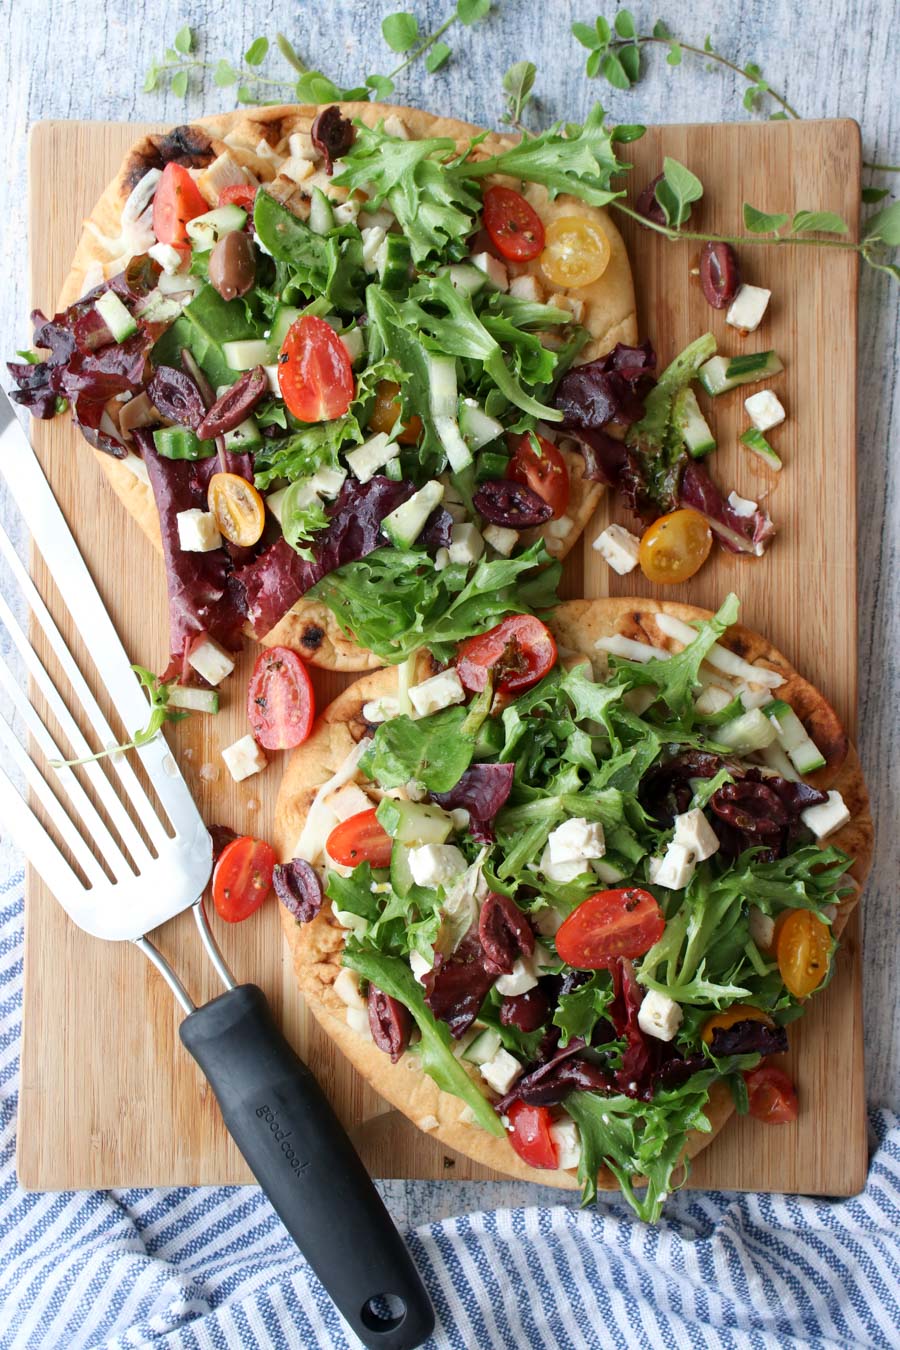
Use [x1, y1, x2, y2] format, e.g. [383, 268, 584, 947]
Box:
[456, 0, 491, 24]
[864, 200, 900, 246]
[655, 157, 703, 228]
[426, 42, 452, 73]
[382, 12, 420, 53]
[464, 105, 623, 210]
[790, 210, 848, 235]
[244, 36, 269, 66]
[170, 70, 188, 99]
[862, 186, 890, 204]
[50, 665, 187, 768]
[174, 25, 193, 55]
[743, 203, 790, 234]
[501, 59, 537, 127]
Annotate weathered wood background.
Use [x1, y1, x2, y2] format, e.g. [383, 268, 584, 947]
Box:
[1, 0, 897, 1221]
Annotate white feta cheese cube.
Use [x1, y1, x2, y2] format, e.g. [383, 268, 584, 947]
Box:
[538, 842, 586, 884]
[748, 906, 775, 951]
[309, 464, 347, 499]
[221, 734, 267, 783]
[409, 949, 433, 983]
[333, 967, 366, 1010]
[801, 790, 850, 840]
[187, 636, 235, 686]
[483, 524, 519, 556]
[333, 906, 369, 936]
[148, 242, 188, 275]
[362, 697, 400, 724]
[549, 1116, 581, 1169]
[333, 199, 360, 226]
[345, 433, 400, 483]
[653, 842, 696, 890]
[727, 491, 759, 519]
[479, 1047, 523, 1095]
[508, 273, 543, 302]
[637, 989, 683, 1042]
[345, 1006, 372, 1039]
[263, 363, 280, 394]
[548, 817, 606, 865]
[744, 389, 786, 432]
[176, 508, 222, 553]
[434, 547, 451, 571]
[726, 283, 771, 333]
[673, 808, 720, 862]
[409, 668, 466, 718]
[325, 784, 371, 822]
[469, 251, 509, 291]
[448, 523, 485, 566]
[361, 226, 387, 273]
[382, 113, 410, 140]
[592, 523, 641, 575]
[408, 843, 468, 889]
[495, 956, 539, 997]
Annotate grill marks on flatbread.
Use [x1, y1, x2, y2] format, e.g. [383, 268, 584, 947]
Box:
[59, 103, 637, 672]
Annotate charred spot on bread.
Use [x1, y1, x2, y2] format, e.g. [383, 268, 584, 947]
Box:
[124, 125, 214, 192]
[300, 624, 325, 651]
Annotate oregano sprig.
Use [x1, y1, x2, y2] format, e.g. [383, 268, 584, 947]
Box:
[50, 666, 187, 769]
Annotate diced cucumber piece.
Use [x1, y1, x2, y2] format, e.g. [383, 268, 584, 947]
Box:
[268, 305, 301, 356]
[435, 417, 473, 472]
[446, 263, 486, 296]
[265, 486, 289, 524]
[95, 290, 137, 343]
[390, 844, 416, 898]
[152, 426, 217, 460]
[339, 326, 365, 364]
[788, 737, 827, 775]
[382, 480, 444, 549]
[345, 432, 400, 483]
[475, 451, 512, 482]
[167, 685, 220, 714]
[185, 204, 247, 251]
[308, 187, 335, 236]
[674, 386, 716, 458]
[741, 427, 783, 470]
[378, 234, 412, 290]
[472, 719, 504, 760]
[698, 351, 783, 396]
[462, 1028, 502, 1065]
[714, 707, 777, 753]
[223, 338, 273, 370]
[459, 399, 505, 452]
[758, 741, 799, 781]
[427, 354, 458, 420]
[765, 700, 808, 751]
[376, 798, 454, 845]
[224, 416, 263, 452]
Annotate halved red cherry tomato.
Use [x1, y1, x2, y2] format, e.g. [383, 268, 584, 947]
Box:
[507, 432, 570, 520]
[556, 888, 665, 968]
[744, 1065, 799, 1124]
[482, 186, 545, 263]
[639, 509, 713, 585]
[457, 615, 557, 695]
[279, 315, 355, 423]
[506, 1101, 559, 1170]
[326, 809, 393, 870]
[218, 183, 257, 210]
[247, 646, 315, 751]
[152, 162, 208, 247]
[212, 835, 277, 923]
[775, 908, 832, 999]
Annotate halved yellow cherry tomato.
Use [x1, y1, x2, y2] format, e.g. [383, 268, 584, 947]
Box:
[540, 216, 611, 289]
[639, 509, 713, 584]
[208, 472, 266, 547]
[701, 1005, 772, 1046]
[368, 379, 422, 445]
[775, 909, 832, 999]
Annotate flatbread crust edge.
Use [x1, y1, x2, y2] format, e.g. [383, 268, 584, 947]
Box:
[57, 102, 637, 673]
[274, 598, 872, 1188]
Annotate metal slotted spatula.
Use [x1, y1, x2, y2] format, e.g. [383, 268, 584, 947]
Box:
[0, 392, 434, 1350]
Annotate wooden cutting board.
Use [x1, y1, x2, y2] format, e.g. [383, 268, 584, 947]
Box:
[17, 116, 865, 1195]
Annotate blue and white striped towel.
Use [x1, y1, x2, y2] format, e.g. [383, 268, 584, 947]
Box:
[1, 866, 898, 1350]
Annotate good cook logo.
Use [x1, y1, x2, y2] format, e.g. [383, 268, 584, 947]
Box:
[256, 1104, 310, 1175]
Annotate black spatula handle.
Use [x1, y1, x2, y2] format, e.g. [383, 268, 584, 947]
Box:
[180, 983, 434, 1349]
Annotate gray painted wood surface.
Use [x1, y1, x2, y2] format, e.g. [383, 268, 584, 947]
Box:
[1, 0, 897, 1218]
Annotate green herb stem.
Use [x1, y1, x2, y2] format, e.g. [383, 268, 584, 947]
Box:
[864, 161, 900, 173]
[386, 14, 459, 81]
[610, 33, 803, 120]
[152, 56, 296, 91]
[612, 200, 865, 255]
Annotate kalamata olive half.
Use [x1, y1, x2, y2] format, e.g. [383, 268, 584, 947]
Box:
[208, 229, 257, 302]
[699, 241, 741, 309]
[635, 173, 667, 227]
[197, 366, 269, 439]
[368, 985, 413, 1062]
[478, 891, 535, 976]
[311, 105, 355, 174]
[147, 364, 207, 431]
[473, 480, 553, 528]
[272, 859, 323, 924]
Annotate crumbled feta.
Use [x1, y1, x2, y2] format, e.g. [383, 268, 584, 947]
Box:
[263, 363, 280, 394]
[325, 783, 372, 822]
[382, 113, 410, 140]
[187, 636, 235, 686]
[479, 1047, 523, 1095]
[221, 734, 268, 783]
[333, 968, 366, 1010]
[409, 668, 466, 718]
[800, 790, 851, 840]
[495, 956, 539, 997]
[673, 808, 720, 861]
[448, 522, 485, 566]
[508, 273, 543, 302]
[744, 389, 786, 432]
[748, 906, 775, 951]
[728, 491, 759, 519]
[469, 251, 509, 291]
[547, 817, 606, 865]
[549, 1117, 581, 1169]
[362, 697, 400, 724]
[408, 843, 468, 889]
[361, 226, 387, 272]
[176, 508, 222, 553]
[652, 842, 696, 890]
[726, 283, 771, 333]
[148, 242, 188, 275]
[409, 949, 433, 983]
[538, 842, 586, 884]
[333, 199, 360, 226]
[483, 524, 519, 556]
[637, 989, 683, 1042]
[434, 547, 451, 571]
[592, 523, 641, 574]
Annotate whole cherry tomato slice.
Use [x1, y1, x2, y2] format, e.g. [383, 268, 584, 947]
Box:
[506, 1101, 559, 1169]
[218, 183, 257, 210]
[775, 908, 832, 999]
[744, 1065, 799, 1124]
[152, 162, 208, 247]
[212, 835, 277, 923]
[247, 646, 315, 751]
[456, 615, 557, 695]
[279, 315, 355, 423]
[507, 432, 570, 520]
[207, 471, 266, 546]
[482, 185, 546, 263]
[367, 379, 422, 445]
[326, 809, 393, 870]
[638, 508, 713, 585]
[701, 1005, 772, 1046]
[556, 888, 665, 968]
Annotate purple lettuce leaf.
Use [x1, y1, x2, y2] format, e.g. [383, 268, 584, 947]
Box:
[679, 461, 776, 556]
[555, 342, 656, 429]
[707, 1019, 789, 1059]
[431, 762, 515, 822]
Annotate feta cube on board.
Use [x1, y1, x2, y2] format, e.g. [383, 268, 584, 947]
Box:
[637, 990, 683, 1042]
[187, 636, 235, 686]
[744, 389, 786, 432]
[592, 523, 641, 575]
[726, 284, 771, 333]
[221, 734, 267, 783]
[409, 668, 466, 717]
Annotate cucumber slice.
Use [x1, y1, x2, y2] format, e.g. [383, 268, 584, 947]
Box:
[376, 798, 454, 845]
[758, 741, 799, 781]
[185, 205, 247, 251]
[475, 451, 512, 482]
[224, 416, 263, 452]
[308, 187, 335, 235]
[95, 291, 137, 343]
[167, 685, 220, 714]
[268, 305, 301, 356]
[788, 737, 827, 775]
[446, 263, 486, 296]
[740, 427, 783, 470]
[765, 700, 808, 751]
[459, 398, 505, 452]
[674, 386, 716, 457]
[339, 326, 365, 364]
[390, 843, 416, 898]
[435, 417, 473, 472]
[472, 719, 504, 760]
[427, 354, 459, 420]
[462, 1028, 502, 1065]
[223, 338, 273, 371]
[382, 480, 444, 549]
[698, 351, 783, 396]
[378, 234, 412, 291]
[152, 426, 217, 460]
[714, 707, 777, 753]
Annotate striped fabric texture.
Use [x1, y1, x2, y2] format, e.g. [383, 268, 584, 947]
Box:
[1, 867, 899, 1350]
